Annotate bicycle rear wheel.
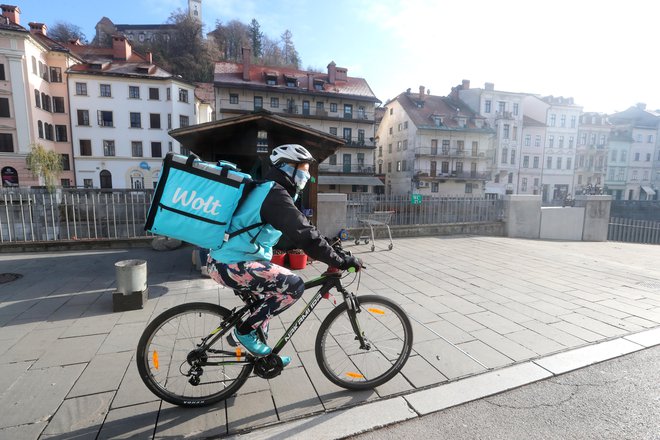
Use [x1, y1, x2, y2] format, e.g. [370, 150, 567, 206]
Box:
[136, 302, 252, 407]
[315, 295, 413, 390]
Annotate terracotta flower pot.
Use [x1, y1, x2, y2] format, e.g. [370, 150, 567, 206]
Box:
[271, 252, 287, 266]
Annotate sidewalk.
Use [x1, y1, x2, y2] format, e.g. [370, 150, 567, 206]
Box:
[1, 236, 660, 439]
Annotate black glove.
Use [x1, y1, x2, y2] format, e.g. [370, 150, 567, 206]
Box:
[340, 255, 364, 271]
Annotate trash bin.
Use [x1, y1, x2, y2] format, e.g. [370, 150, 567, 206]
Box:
[113, 259, 148, 312]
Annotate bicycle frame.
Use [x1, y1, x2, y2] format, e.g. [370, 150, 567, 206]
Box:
[196, 270, 360, 362]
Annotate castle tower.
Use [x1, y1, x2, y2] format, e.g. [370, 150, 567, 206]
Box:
[188, 0, 201, 22]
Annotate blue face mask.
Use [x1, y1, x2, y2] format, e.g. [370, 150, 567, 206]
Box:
[279, 164, 310, 191]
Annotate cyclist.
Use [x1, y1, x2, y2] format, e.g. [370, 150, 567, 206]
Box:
[207, 144, 362, 366]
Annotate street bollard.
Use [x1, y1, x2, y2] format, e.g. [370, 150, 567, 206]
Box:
[112, 259, 148, 312]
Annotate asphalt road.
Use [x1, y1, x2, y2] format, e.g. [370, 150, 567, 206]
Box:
[353, 345, 660, 440]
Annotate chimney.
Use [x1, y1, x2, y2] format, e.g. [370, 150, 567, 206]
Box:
[419, 85, 425, 100]
[241, 47, 251, 81]
[484, 82, 494, 91]
[1, 4, 20, 24]
[307, 73, 314, 91]
[28, 22, 47, 35]
[636, 102, 646, 110]
[327, 61, 336, 84]
[462, 79, 470, 90]
[146, 51, 153, 64]
[112, 35, 131, 61]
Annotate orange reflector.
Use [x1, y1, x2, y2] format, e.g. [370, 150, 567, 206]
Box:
[235, 347, 242, 360]
[152, 351, 159, 370]
[368, 308, 385, 315]
[346, 372, 364, 379]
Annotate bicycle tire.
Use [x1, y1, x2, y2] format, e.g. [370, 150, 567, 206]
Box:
[136, 302, 252, 407]
[315, 295, 413, 390]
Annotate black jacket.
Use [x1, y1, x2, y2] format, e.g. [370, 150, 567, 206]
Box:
[260, 167, 344, 268]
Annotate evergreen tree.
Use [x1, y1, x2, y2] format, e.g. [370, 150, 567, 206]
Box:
[248, 19, 263, 59]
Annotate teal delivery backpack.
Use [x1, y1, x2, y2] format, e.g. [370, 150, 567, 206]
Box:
[145, 153, 257, 249]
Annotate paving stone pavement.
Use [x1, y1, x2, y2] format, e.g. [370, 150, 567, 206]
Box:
[1, 236, 660, 439]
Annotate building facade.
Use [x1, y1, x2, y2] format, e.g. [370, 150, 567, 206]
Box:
[575, 112, 610, 194]
[213, 50, 382, 194]
[0, 6, 79, 188]
[66, 35, 196, 189]
[377, 86, 493, 196]
[518, 116, 546, 195]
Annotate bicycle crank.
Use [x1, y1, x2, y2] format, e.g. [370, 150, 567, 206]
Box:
[253, 354, 283, 379]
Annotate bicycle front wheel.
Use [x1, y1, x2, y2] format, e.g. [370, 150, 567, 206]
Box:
[136, 302, 252, 407]
[315, 295, 413, 390]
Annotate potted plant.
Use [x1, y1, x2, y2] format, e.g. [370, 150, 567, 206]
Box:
[287, 248, 308, 269]
[271, 248, 286, 266]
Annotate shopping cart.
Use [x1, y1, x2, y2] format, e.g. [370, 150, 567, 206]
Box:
[354, 210, 395, 251]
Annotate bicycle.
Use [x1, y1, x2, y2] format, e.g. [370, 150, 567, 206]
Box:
[136, 243, 413, 407]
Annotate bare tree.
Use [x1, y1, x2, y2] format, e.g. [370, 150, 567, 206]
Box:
[48, 21, 88, 44]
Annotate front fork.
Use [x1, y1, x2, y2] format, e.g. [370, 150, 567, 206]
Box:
[340, 289, 370, 350]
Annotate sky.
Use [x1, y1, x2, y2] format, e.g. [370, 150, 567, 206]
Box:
[22, 0, 660, 113]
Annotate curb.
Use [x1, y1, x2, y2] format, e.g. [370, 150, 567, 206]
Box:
[227, 327, 660, 439]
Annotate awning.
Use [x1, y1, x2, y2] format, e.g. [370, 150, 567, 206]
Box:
[318, 175, 385, 186]
[641, 186, 656, 196]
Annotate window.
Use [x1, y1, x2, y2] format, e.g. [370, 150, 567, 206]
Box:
[501, 148, 508, 164]
[49, 66, 62, 83]
[167, 113, 172, 129]
[61, 154, 70, 171]
[302, 100, 310, 115]
[254, 96, 263, 110]
[599, 135, 606, 145]
[389, 108, 393, 115]
[441, 161, 449, 174]
[41, 93, 50, 112]
[60, 179, 71, 188]
[166, 87, 171, 101]
[178, 88, 189, 103]
[75, 82, 87, 96]
[129, 86, 140, 99]
[646, 153, 651, 162]
[100, 170, 112, 189]
[558, 136, 564, 148]
[550, 114, 556, 126]
[103, 140, 115, 156]
[343, 127, 352, 142]
[581, 133, 587, 144]
[151, 141, 162, 158]
[100, 84, 112, 97]
[357, 153, 365, 170]
[396, 161, 401, 172]
[569, 136, 574, 148]
[484, 100, 491, 113]
[330, 103, 337, 112]
[179, 115, 189, 127]
[560, 115, 566, 127]
[344, 104, 353, 119]
[270, 97, 279, 108]
[431, 182, 439, 193]
[38, 120, 43, 138]
[52, 97, 65, 113]
[636, 134, 642, 142]
[566, 158, 572, 170]
[498, 101, 506, 113]
[521, 178, 527, 192]
[398, 123, 402, 132]
[130, 112, 141, 128]
[80, 139, 92, 156]
[329, 127, 337, 136]
[533, 156, 539, 168]
[457, 140, 464, 153]
[97, 110, 113, 127]
[0, 133, 12, 152]
[442, 140, 450, 154]
[55, 125, 67, 142]
[525, 135, 531, 146]
[229, 93, 238, 104]
[510, 149, 516, 165]
[472, 141, 478, 156]
[358, 129, 365, 145]
[387, 162, 392, 172]
[535, 135, 541, 147]
[523, 155, 529, 168]
[329, 154, 337, 165]
[547, 156, 552, 169]
[83, 178, 93, 188]
[648, 135, 654, 143]
[0, 98, 9, 117]
[455, 161, 463, 174]
[465, 183, 473, 194]
[507, 172, 513, 184]
[77, 110, 89, 126]
[132, 141, 143, 157]
[402, 139, 408, 150]
[513, 103, 519, 115]
[396, 141, 401, 151]
[621, 150, 627, 162]
[34, 90, 41, 108]
[387, 143, 392, 153]
[150, 113, 161, 129]
[148, 87, 159, 100]
[32, 56, 38, 74]
[556, 157, 562, 169]
[611, 149, 617, 161]
[548, 135, 554, 147]
[503, 124, 510, 139]
[571, 116, 576, 128]
[634, 152, 640, 161]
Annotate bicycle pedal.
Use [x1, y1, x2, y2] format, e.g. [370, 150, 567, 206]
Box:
[226, 332, 239, 347]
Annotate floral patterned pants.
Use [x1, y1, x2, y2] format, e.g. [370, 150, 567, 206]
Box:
[207, 259, 305, 334]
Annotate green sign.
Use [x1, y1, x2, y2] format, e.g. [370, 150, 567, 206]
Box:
[411, 194, 422, 205]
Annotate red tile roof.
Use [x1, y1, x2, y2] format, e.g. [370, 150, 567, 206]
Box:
[214, 61, 379, 102]
[193, 82, 214, 103]
[394, 91, 489, 131]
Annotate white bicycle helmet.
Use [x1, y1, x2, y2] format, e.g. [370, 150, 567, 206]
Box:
[270, 144, 315, 166]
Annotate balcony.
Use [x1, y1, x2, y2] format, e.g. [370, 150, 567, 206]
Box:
[414, 146, 482, 158]
[319, 163, 376, 174]
[414, 168, 491, 180]
[341, 138, 375, 149]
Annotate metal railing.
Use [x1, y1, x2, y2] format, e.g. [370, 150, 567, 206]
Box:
[346, 194, 504, 228]
[0, 188, 154, 243]
[608, 217, 660, 244]
[319, 163, 376, 174]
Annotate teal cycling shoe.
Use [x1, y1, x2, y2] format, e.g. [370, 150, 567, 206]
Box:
[280, 356, 291, 367]
[234, 328, 272, 356]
